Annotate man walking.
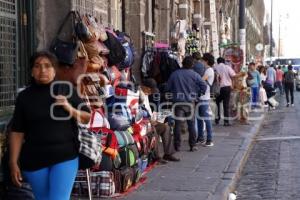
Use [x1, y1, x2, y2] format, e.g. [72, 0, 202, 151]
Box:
[284, 65, 295, 107]
[167, 56, 207, 152]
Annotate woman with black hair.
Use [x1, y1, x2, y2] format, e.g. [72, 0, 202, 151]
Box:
[9, 51, 90, 200]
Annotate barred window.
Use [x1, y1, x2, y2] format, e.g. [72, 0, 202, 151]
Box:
[0, 0, 18, 116]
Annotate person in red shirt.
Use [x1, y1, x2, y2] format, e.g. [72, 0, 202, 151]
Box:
[275, 66, 284, 95]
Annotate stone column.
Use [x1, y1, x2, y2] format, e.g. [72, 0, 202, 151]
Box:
[179, 0, 189, 20]
[154, 0, 171, 44]
[125, 0, 146, 83]
[193, 0, 201, 27]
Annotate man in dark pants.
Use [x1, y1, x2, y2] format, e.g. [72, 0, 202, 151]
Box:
[214, 57, 237, 126]
[284, 65, 295, 107]
[167, 56, 207, 152]
[140, 79, 180, 162]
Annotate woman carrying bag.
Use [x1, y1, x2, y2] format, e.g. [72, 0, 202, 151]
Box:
[9, 51, 91, 200]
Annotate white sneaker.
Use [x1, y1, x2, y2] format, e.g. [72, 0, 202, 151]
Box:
[292, 104, 295, 107]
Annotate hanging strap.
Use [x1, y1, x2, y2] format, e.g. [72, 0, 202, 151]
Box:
[55, 11, 75, 38]
[54, 11, 83, 41]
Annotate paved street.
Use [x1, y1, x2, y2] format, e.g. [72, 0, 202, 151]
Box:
[237, 91, 300, 200]
[117, 108, 265, 200]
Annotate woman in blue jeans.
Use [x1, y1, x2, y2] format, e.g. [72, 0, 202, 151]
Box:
[9, 51, 91, 200]
[196, 53, 215, 147]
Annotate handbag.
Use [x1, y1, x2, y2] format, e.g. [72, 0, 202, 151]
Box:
[78, 123, 102, 170]
[87, 56, 106, 72]
[73, 170, 115, 197]
[75, 11, 93, 42]
[84, 14, 108, 42]
[50, 11, 80, 66]
[55, 57, 88, 86]
[84, 40, 110, 59]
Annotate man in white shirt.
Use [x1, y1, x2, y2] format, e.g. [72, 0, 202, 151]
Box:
[195, 53, 215, 147]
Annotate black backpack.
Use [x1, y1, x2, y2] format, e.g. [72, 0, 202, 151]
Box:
[116, 31, 135, 70]
[284, 71, 295, 83]
[205, 68, 220, 97]
[103, 31, 126, 67]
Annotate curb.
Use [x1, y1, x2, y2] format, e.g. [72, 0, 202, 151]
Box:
[209, 113, 266, 200]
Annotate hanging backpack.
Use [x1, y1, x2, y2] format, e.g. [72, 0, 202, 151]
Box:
[118, 144, 139, 168]
[116, 31, 135, 70]
[108, 103, 134, 131]
[206, 68, 220, 98]
[114, 131, 135, 148]
[103, 31, 126, 66]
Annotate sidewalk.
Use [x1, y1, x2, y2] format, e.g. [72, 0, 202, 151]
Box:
[121, 112, 265, 200]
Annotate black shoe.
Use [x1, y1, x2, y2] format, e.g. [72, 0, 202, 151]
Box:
[224, 122, 231, 127]
[174, 146, 181, 152]
[163, 154, 180, 162]
[189, 146, 198, 152]
[215, 118, 220, 125]
[196, 138, 206, 145]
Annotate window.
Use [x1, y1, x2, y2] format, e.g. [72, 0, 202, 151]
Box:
[0, 0, 18, 116]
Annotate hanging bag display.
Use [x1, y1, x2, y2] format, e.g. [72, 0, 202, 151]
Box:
[103, 31, 126, 66]
[114, 131, 135, 148]
[50, 11, 80, 65]
[73, 170, 115, 197]
[118, 144, 139, 168]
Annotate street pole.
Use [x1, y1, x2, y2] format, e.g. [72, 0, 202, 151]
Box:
[239, 0, 246, 66]
[270, 0, 273, 62]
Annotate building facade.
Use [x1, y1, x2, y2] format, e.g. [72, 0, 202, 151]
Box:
[0, 0, 266, 122]
[245, 0, 265, 62]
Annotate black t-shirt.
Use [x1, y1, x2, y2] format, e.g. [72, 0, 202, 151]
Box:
[11, 81, 90, 171]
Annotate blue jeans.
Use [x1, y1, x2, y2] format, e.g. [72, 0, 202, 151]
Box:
[251, 87, 259, 108]
[275, 81, 283, 94]
[197, 100, 213, 142]
[23, 157, 78, 200]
